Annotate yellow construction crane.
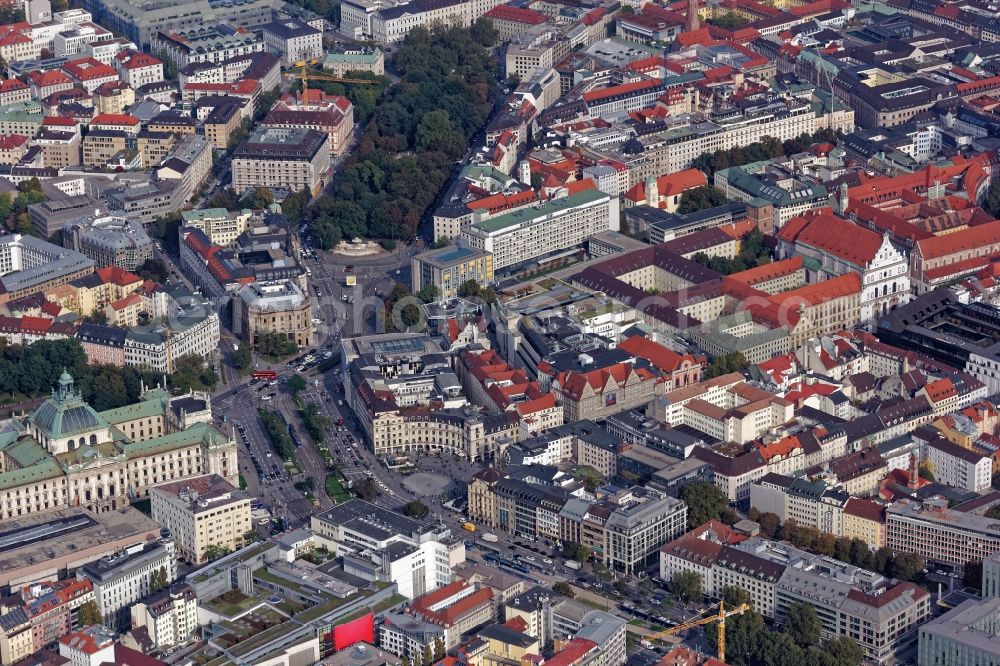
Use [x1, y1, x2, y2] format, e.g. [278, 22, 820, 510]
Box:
[282, 63, 377, 99]
[642, 601, 750, 663]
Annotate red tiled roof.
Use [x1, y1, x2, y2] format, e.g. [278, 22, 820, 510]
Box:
[555, 362, 656, 401]
[843, 497, 885, 523]
[624, 168, 707, 203]
[727, 255, 802, 286]
[564, 178, 597, 195]
[767, 273, 861, 308]
[0, 134, 27, 150]
[619, 335, 695, 374]
[0, 79, 27, 92]
[515, 393, 557, 416]
[582, 78, 661, 103]
[917, 220, 1000, 260]
[29, 70, 71, 86]
[483, 4, 547, 24]
[43, 116, 77, 126]
[544, 639, 598, 666]
[755, 434, 801, 461]
[779, 209, 884, 266]
[96, 266, 142, 286]
[92, 113, 140, 126]
[62, 58, 117, 81]
[116, 51, 162, 69]
[924, 377, 957, 403]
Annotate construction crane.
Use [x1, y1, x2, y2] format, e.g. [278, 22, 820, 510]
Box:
[641, 601, 750, 663]
[282, 63, 377, 99]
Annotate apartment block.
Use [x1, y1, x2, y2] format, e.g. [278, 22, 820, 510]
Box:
[918, 597, 1000, 666]
[129, 584, 198, 649]
[78, 539, 177, 631]
[231, 127, 330, 195]
[886, 498, 1000, 567]
[461, 188, 619, 272]
[149, 474, 251, 565]
[411, 244, 493, 299]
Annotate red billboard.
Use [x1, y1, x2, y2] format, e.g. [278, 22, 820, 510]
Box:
[333, 612, 375, 651]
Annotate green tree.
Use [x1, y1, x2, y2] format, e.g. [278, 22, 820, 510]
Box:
[88, 367, 128, 412]
[415, 110, 465, 155]
[918, 459, 936, 482]
[0, 192, 13, 223]
[233, 345, 252, 371]
[470, 17, 499, 47]
[758, 632, 803, 666]
[784, 602, 822, 647]
[759, 512, 781, 538]
[706, 609, 764, 666]
[400, 303, 421, 329]
[288, 374, 307, 394]
[706, 11, 750, 28]
[136, 258, 168, 283]
[170, 355, 218, 392]
[667, 571, 702, 602]
[890, 552, 924, 581]
[433, 638, 445, 660]
[722, 586, 752, 608]
[300, 402, 330, 443]
[677, 185, 728, 214]
[404, 500, 430, 518]
[680, 481, 730, 528]
[422, 644, 433, 666]
[250, 187, 274, 210]
[417, 284, 439, 303]
[77, 600, 102, 627]
[149, 565, 168, 594]
[202, 544, 232, 561]
[258, 332, 298, 357]
[987, 180, 1000, 218]
[553, 581, 575, 597]
[355, 478, 378, 500]
[703, 352, 750, 379]
[824, 636, 864, 666]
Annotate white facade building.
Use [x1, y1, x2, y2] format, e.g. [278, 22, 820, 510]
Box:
[78, 539, 178, 631]
[462, 188, 619, 272]
[130, 584, 199, 649]
[926, 437, 993, 492]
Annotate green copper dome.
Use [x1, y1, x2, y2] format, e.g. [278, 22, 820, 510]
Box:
[29, 372, 109, 440]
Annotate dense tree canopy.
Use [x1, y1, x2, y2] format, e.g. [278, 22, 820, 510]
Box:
[0, 339, 164, 409]
[691, 129, 841, 178]
[703, 352, 749, 379]
[748, 509, 925, 582]
[306, 26, 496, 245]
[706, 604, 864, 666]
[677, 186, 728, 214]
[680, 481, 733, 528]
[692, 228, 771, 275]
[668, 571, 702, 601]
[785, 603, 822, 647]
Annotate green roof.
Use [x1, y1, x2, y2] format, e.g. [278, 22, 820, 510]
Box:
[472, 189, 608, 234]
[99, 396, 167, 424]
[181, 208, 247, 221]
[56, 440, 122, 468]
[120, 422, 230, 459]
[0, 457, 62, 491]
[324, 49, 381, 64]
[4, 436, 50, 468]
[29, 374, 110, 440]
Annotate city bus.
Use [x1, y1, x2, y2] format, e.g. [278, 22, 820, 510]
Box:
[253, 370, 278, 380]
